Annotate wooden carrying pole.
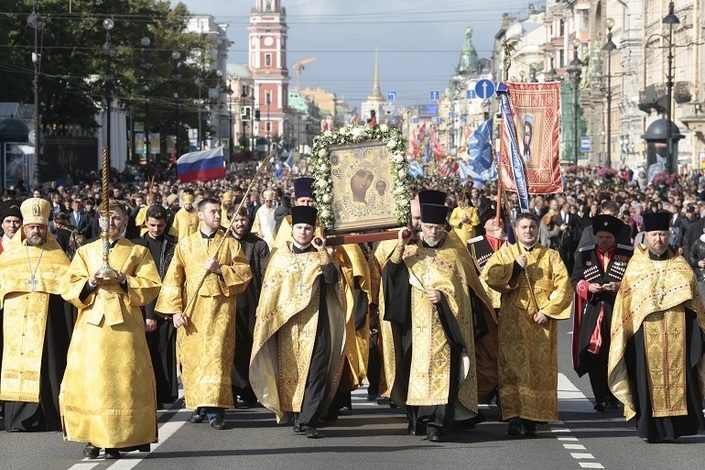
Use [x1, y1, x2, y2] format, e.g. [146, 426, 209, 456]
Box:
[181, 156, 273, 320]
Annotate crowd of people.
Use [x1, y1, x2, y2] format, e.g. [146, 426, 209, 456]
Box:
[0, 161, 704, 460]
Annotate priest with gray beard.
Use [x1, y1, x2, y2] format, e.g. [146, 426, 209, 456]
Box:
[0, 198, 73, 431]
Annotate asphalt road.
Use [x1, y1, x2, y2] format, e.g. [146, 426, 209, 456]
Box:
[2, 318, 704, 470]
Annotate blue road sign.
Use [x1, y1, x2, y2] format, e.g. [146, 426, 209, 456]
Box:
[387, 91, 397, 102]
[429, 90, 440, 101]
[580, 136, 592, 153]
[474, 79, 496, 99]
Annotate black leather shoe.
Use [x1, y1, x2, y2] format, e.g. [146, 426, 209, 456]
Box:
[292, 422, 306, 433]
[523, 421, 537, 437]
[594, 401, 607, 413]
[305, 426, 320, 438]
[82, 443, 99, 459]
[426, 427, 445, 442]
[188, 413, 205, 424]
[104, 448, 121, 460]
[506, 418, 522, 438]
[209, 417, 226, 430]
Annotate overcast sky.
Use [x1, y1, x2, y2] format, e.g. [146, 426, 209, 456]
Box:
[177, 0, 536, 109]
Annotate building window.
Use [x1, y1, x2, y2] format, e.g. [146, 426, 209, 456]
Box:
[265, 122, 272, 132]
[559, 50, 564, 68]
[241, 106, 252, 120]
[265, 54, 272, 67]
[265, 90, 272, 105]
[241, 85, 250, 97]
[266, 1, 272, 11]
[559, 19, 565, 36]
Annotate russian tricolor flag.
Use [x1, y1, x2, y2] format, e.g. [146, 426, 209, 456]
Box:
[176, 146, 226, 183]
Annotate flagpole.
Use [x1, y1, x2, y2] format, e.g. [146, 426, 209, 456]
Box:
[496, 41, 513, 224]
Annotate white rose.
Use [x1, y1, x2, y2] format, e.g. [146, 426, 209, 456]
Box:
[398, 169, 407, 178]
[393, 153, 404, 163]
[324, 130, 332, 137]
[394, 186, 404, 195]
[322, 193, 332, 203]
[380, 124, 388, 132]
[387, 139, 397, 149]
[320, 209, 331, 219]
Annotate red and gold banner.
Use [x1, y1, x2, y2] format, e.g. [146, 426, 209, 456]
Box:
[499, 81, 562, 194]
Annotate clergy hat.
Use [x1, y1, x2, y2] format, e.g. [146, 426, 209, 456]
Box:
[479, 203, 501, 227]
[420, 203, 449, 225]
[20, 198, 51, 225]
[642, 212, 671, 232]
[293, 177, 315, 200]
[221, 191, 234, 204]
[291, 206, 318, 227]
[591, 214, 622, 237]
[182, 193, 194, 204]
[0, 199, 22, 222]
[418, 190, 447, 205]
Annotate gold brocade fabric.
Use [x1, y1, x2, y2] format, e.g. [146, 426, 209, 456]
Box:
[449, 206, 480, 244]
[172, 208, 199, 240]
[608, 246, 705, 421]
[336, 244, 372, 388]
[483, 243, 572, 421]
[154, 231, 252, 409]
[0, 235, 70, 402]
[380, 239, 478, 416]
[59, 239, 161, 448]
[250, 245, 346, 423]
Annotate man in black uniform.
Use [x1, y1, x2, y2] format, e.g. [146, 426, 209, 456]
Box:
[133, 204, 178, 407]
[572, 214, 632, 411]
[228, 206, 269, 406]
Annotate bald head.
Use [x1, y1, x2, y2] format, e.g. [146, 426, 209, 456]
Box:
[410, 196, 421, 230]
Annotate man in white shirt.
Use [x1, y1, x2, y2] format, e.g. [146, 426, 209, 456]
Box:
[251, 189, 277, 248]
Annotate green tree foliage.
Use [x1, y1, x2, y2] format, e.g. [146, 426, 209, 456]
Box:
[0, 0, 220, 147]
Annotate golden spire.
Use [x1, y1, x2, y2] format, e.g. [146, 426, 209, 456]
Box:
[370, 47, 383, 99]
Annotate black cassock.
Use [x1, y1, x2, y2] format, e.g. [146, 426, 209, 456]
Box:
[134, 233, 178, 406]
[3, 294, 73, 432]
[571, 243, 631, 407]
[231, 232, 269, 405]
[382, 240, 466, 436]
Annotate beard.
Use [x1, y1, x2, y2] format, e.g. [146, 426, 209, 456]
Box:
[26, 234, 45, 246]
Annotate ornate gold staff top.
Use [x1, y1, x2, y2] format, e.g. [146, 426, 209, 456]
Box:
[95, 145, 119, 280]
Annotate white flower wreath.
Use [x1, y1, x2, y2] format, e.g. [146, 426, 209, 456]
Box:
[310, 124, 411, 231]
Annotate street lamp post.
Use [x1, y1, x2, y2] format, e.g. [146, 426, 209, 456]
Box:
[140, 36, 152, 163]
[171, 51, 182, 157]
[266, 93, 271, 155]
[27, 1, 43, 187]
[226, 84, 234, 157]
[568, 39, 583, 165]
[602, 18, 617, 168]
[663, 1, 680, 174]
[195, 76, 204, 151]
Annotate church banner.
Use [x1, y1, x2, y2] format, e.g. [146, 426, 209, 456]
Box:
[498, 81, 562, 195]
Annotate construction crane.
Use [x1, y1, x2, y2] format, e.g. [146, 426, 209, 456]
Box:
[292, 57, 317, 91]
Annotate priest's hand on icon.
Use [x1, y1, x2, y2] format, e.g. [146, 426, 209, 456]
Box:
[313, 236, 326, 251]
[398, 228, 412, 246]
[515, 254, 528, 268]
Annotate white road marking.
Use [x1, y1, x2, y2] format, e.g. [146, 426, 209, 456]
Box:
[563, 443, 587, 450]
[579, 464, 605, 469]
[558, 437, 579, 441]
[570, 453, 596, 459]
[66, 464, 100, 470]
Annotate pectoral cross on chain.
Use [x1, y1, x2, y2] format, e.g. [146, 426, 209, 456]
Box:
[27, 276, 38, 291]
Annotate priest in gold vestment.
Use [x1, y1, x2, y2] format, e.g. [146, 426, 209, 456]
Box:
[155, 198, 252, 430]
[60, 202, 161, 460]
[0, 198, 72, 432]
[171, 192, 199, 240]
[608, 212, 705, 443]
[250, 206, 346, 439]
[381, 196, 479, 442]
[484, 212, 572, 438]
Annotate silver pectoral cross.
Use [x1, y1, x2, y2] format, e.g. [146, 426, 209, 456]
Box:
[27, 275, 38, 291]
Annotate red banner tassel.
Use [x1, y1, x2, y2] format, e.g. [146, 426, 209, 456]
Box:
[587, 305, 604, 355]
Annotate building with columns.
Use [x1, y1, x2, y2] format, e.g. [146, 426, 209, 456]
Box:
[248, 0, 290, 145]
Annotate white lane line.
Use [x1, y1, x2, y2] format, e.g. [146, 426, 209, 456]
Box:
[67, 464, 100, 470]
[563, 443, 586, 450]
[551, 428, 571, 433]
[557, 437, 579, 441]
[579, 464, 605, 469]
[570, 453, 596, 459]
[104, 409, 191, 470]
